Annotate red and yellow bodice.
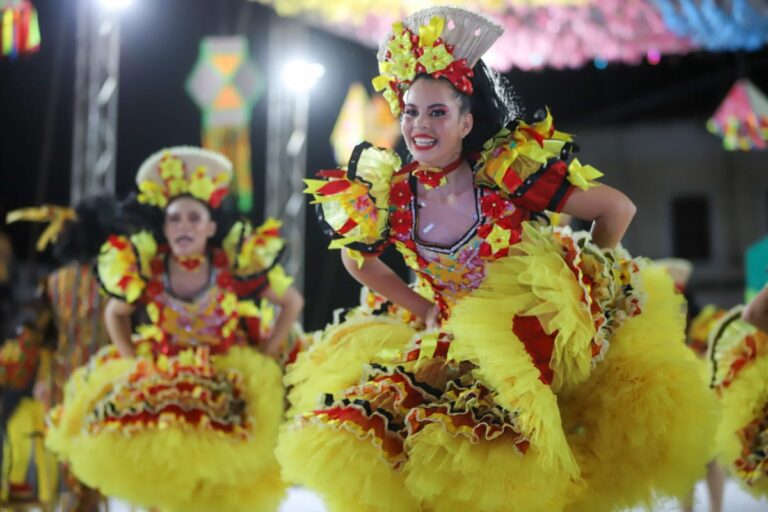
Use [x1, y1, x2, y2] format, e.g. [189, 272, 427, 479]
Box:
[306, 110, 603, 321]
[96, 219, 292, 357]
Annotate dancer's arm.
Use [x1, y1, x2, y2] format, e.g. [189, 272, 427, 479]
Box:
[341, 251, 436, 326]
[743, 286, 768, 333]
[104, 298, 136, 358]
[562, 184, 636, 249]
[261, 285, 304, 358]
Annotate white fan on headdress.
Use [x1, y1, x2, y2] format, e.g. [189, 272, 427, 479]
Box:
[377, 6, 503, 68]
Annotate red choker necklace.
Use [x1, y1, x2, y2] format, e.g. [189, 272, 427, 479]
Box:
[411, 155, 464, 190]
[173, 254, 206, 272]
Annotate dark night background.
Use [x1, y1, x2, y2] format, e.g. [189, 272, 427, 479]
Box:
[1, 0, 767, 330]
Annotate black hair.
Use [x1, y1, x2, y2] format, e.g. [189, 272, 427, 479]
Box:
[407, 59, 518, 159]
[117, 193, 240, 247]
[52, 195, 124, 264]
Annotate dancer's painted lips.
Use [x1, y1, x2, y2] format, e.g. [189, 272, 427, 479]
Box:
[412, 134, 437, 150]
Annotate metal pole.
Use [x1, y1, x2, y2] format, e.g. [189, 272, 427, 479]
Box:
[265, 16, 309, 294]
[71, 0, 121, 205]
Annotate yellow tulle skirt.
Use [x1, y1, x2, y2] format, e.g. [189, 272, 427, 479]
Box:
[277, 226, 719, 512]
[709, 308, 768, 497]
[46, 345, 286, 512]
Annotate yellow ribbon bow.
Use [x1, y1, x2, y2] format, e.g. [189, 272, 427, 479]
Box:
[566, 159, 604, 191]
[6, 205, 78, 251]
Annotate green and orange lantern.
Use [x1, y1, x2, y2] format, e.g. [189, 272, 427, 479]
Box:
[186, 37, 264, 212]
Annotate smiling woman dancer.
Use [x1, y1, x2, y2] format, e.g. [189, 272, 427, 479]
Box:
[277, 6, 718, 512]
[46, 147, 303, 512]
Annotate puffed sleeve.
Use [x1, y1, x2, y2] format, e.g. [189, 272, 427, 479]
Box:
[95, 231, 156, 303]
[474, 109, 603, 213]
[222, 218, 293, 298]
[304, 142, 401, 264]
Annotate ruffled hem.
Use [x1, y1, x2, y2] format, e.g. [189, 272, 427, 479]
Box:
[283, 223, 716, 510]
[710, 309, 768, 496]
[285, 312, 417, 415]
[560, 265, 719, 510]
[447, 234, 717, 510]
[277, 422, 420, 512]
[46, 346, 285, 511]
[404, 424, 573, 512]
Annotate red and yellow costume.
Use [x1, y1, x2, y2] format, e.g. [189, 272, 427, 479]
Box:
[0, 303, 57, 504]
[45, 148, 296, 512]
[708, 305, 768, 497]
[278, 111, 719, 511]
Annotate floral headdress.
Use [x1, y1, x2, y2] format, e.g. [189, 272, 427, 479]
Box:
[136, 146, 233, 209]
[373, 6, 503, 116]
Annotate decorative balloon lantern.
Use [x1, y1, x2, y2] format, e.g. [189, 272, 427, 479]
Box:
[0, 0, 40, 58]
[186, 37, 264, 212]
[707, 79, 768, 151]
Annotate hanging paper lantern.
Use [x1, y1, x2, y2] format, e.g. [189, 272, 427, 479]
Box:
[707, 79, 768, 151]
[249, 0, 590, 25]
[251, 0, 693, 71]
[0, 0, 41, 58]
[186, 37, 265, 212]
[485, 0, 692, 71]
[330, 83, 400, 165]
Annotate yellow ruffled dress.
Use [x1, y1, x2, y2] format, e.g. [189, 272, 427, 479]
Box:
[708, 306, 768, 497]
[278, 113, 719, 512]
[45, 219, 292, 512]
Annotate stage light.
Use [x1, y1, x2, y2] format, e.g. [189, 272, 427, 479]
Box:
[100, 0, 133, 10]
[282, 59, 325, 92]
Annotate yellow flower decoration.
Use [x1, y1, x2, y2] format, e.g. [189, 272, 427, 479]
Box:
[189, 166, 215, 202]
[487, 224, 512, 254]
[137, 180, 167, 208]
[166, 177, 189, 197]
[237, 300, 261, 318]
[387, 30, 414, 59]
[156, 354, 170, 373]
[178, 349, 196, 367]
[146, 303, 160, 323]
[136, 341, 153, 357]
[391, 55, 417, 83]
[267, 265, 294, 297]
[136, 324, 163, 343]
[259, 298, 275, 327]
[221, 317, 239, 339]
[0, 340, 22, 363]
[158, 155, 184, 179]
[220, 292, 238, 317]
[419, 44, 453, 74]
